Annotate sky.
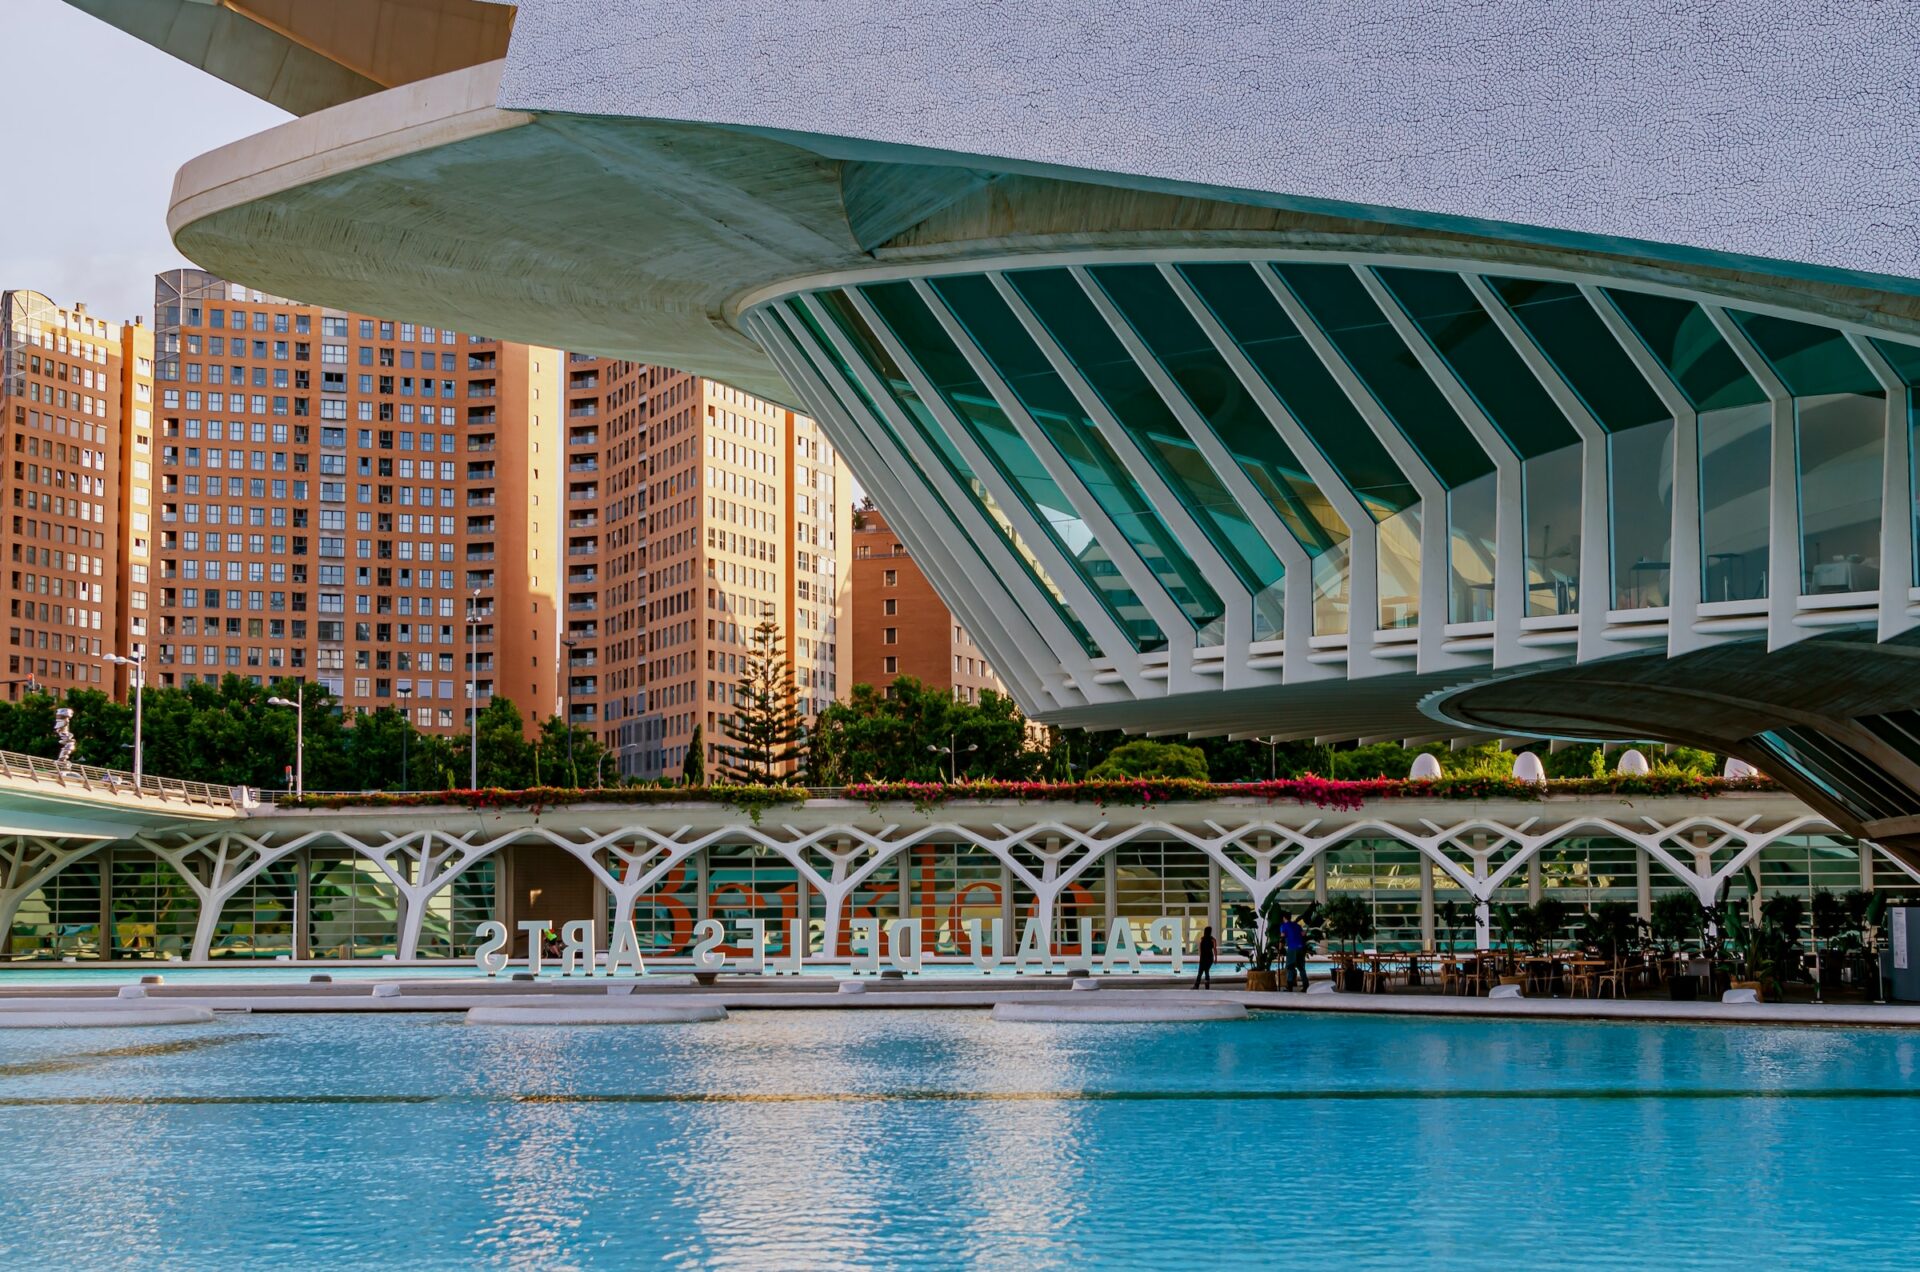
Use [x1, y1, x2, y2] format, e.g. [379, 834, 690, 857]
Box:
[1, 0, 289, 323]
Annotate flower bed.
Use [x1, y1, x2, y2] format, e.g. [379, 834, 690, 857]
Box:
[278, 772, 1776, 816]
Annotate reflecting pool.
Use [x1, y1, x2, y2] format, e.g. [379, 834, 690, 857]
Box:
[0, 1010, 1915, 1268]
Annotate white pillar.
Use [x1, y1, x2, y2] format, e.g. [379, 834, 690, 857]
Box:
[695, 849, 710, 923]
[1419, 856, 1435, 949]
[1103, 850, 1118, 939]
[1861, 841, 1876, 891]
[1207, 860, 1222, 940]
[1313, 856, 1329, 905]
[1000, 862, 1015, 942]
[1527, 853, 1543, 904]
[1636, 847, 1652, 921]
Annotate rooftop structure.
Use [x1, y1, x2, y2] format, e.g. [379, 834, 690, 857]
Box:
[63, 0, 1920, 850]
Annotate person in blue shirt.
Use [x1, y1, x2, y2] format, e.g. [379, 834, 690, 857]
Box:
[1279, 913, 1309, 991]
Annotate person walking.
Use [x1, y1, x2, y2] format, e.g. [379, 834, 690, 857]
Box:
[1193, 924, 1217, 989]
[1280, 912, 1309, 992]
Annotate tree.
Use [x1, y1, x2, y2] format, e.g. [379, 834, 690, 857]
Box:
[808, 677, 1040, 783]
[1088, 739, 1209, 781]
[451, 697, 536, 789]
[683, 724, 705, 786]
[531, 714, 606, 789]
[712, 620, 804, 784]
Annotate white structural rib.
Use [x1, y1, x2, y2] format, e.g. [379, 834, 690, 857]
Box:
[751, 309, 1069, 710]
[1704, 306, 1804, 651]
[840, 285, 1172, 695]
[1158, 262, 1371, 683]
[1846, 333, 1918, 642]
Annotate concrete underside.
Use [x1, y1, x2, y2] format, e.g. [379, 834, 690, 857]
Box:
[162, 63, 1920, 418]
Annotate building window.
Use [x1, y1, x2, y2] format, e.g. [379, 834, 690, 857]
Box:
[883, 627, 897, 645]
[883, 598, 897, 616]
[883, 570, 897, 587]
[883, 656, 897, 674]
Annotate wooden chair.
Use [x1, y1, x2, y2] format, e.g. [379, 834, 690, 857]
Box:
[1595, 959, 1629, 999]
[1566, 962, 1600, 998]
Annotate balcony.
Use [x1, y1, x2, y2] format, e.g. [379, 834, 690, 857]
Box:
[466, 549, 496, 562]
[468, 385, 497, 400]
[567, 513, 598, 529]
[467, 518, 497, 535]
[567, 623, 599, 640]
[466, 440, 497, 453]
[567, 460, 599, 474]
[566, 405, 599, 418]
[568, 569, 598, 585]
[568, 373, 600, 391]
[567, 543, 598, 556]
[567, 488, 599, 502]
[566, 599, 599, 613]
[568, 431, 599, 447]
[466, 494, 496, 507]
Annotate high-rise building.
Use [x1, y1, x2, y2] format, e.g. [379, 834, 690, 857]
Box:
[149, 270, 560, 733]
[2, 290, 152, 700]
[565, 358, 850, 779]
[850, 505, 1005, 705]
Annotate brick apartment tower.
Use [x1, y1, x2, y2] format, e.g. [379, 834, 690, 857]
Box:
[149, 270, 560, 735]
[563, 357, 851, 779]
[2, 289, 153, 701]
[849, 506, 1007, 704]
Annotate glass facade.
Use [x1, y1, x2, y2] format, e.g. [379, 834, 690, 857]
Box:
[2, 833, 1898, 964]
[751, 257, 1916, 672]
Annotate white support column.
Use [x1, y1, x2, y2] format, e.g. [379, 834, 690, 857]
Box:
[1207, 859, 1222, 939]
[1708, 307, 1802, 650]
[1528, 852, 1543, 904]
[1637, 847, 1653, 921]
[1419, 855, 1436, 949]
[1847, 333, 1917, 641]
[1104, 850, 1118, 937]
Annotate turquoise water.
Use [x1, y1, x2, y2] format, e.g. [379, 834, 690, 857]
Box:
[0, 1011, 1916, 1267]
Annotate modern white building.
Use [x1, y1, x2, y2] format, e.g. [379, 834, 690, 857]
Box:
[62, 0, 1920, 850]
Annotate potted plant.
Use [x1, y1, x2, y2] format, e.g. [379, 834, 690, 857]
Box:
[1239, 899, 1282, 992]
[1650, 892, 1699, 1000]
[1320, 894, 1372, 991]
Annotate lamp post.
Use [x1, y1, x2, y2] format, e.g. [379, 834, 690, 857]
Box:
[466, 588, 482, 789]
[1254, 735, 1281, 781]
[101, 652, 145, 789]
[561, 637, 578, 787]
[927, 734, 978, 782]
[396, 686, 413, 790]
[268, 693, 304, 798]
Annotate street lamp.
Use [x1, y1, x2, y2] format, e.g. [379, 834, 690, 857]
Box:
[927, 734, 978, 782]
[465, 588, 482, 789]
[396, 686, 413, 790]
[1254, 736, 1282, 781]
[268, 694, 304, 798]
[101, 652, 145, 789]
[560, 637, 578, 787]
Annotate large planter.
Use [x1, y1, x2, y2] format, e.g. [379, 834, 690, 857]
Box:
[1246, 968, 1280, 993]
[1668, 974, 1698, 1001]
[1334, 962, 1366, 993]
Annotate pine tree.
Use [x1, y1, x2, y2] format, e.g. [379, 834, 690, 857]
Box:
[683, 723, 705, 786]
[711, 620, 804, 784]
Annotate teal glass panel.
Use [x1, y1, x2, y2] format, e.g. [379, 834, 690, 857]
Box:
[1603, 290, 1766, 412]
[1730, 313, 1884, 594]
[1730, 312, 1881, 397]
[1486, 277, 1674, 610]
[1868, 338, 1920, 586]
[1375, 268, 1587, 615]
[1448, 473, 1497, 622]
[784, 296, 1108, 654]
[882, 277, 1215, 642]
[1377, 504, 1421, 628]
[1524, 444, 1582, 615]
[1311, 539, 1350, 636]
[1483, 277, 1669, 433]
[1176, 262, 1418, 519]
[1699, 403, 1771, 602]
[1794, 392, 1884, 594]
[1609, 419, 1675, 608]
[1374, 267, 1578, 459]
[1270, 263, 1494, 489]
[1087, 264, 1346, 556]
[985, 269, 1246, 637]
[770, 303, 1098, 656]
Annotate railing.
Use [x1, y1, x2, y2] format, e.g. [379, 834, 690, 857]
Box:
[0, 748, 250, 809]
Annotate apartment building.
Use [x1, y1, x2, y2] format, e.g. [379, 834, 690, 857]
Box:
[849, 505, 1007, 704]
[149, 270, 560, 733]
[1, 289, 152, 700]
[564, 358, 851, 779]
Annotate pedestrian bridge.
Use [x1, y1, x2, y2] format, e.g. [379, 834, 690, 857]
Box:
[1, 773, 1913, 966]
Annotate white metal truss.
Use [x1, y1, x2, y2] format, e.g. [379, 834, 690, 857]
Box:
[6, 803, 1857, 963]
